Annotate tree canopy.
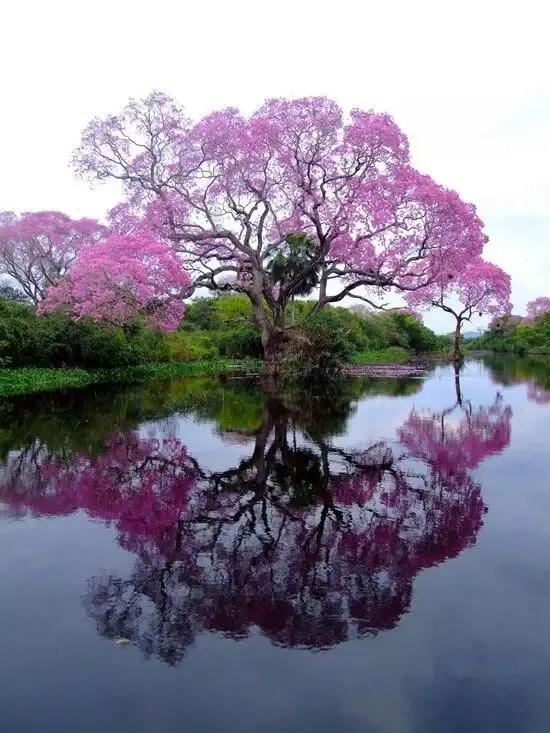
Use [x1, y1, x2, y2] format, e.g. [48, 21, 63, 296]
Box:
[39, 92, 489, 357]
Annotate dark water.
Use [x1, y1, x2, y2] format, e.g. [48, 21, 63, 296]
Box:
[0, 356, 549, 733]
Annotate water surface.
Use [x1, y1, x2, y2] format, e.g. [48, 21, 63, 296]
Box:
[1, 357, 549, 732]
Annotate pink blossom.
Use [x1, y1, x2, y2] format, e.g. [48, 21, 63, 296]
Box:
[407, 257, 511, 318]
[39, 231, 190, 331]
[406, 257, 511, 357]
[526, 296, 550, 321]
[0, 211, 105, 303]
[398, 397, 512, 474]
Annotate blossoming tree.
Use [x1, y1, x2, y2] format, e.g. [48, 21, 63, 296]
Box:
[0, 211, 105, 303]
[526, 297, 550, 321]
[61, 92, 487, 363]
[407, 258, 512, 360]
[38, 231, 190, 330]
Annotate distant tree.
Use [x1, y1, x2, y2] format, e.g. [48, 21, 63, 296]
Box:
[526, 297, 550, 322]
[407, 258, 511, 360]
[181, 297, 218, 331]
[488, 313, 523, 334]
[386, 307, 423, 322]
[0, 283, 27, 302]
[0, 211, 106, 304]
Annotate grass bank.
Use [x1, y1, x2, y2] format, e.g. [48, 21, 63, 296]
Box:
[0, 349, 452, 398]
[0, 359, 262, 398]
[351, 347, 454, 367]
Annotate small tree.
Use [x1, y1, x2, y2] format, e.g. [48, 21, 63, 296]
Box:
[39, 231, 190, 331]
[0, 211, 105, 304]
[407, 258, 511, 360]
[0, 283, 28, 302]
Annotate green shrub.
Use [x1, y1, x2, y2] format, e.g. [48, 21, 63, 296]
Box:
[0, 359, 262, 398]
[386, 313, 439, 351]
[181, 297, 218, 331]
[300, 307, 367, 358]
[282, 318, 352, 388]
[165, 332, 219, 362]
[212, 294, 254, 326]
[0, 291, 446, 371]
[218, 326, 263, 359]
[469, 313, 550, 354]
[0, 298, 168, 368]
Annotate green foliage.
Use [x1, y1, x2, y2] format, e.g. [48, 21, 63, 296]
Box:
[217, 326, 263, 358]
[164, 331, 219, 362]
[282, 315, 352, 388]
[182, 297, 444, 379]
[181, 297, 218, 331]
[0, 291, 444, 378]
[289, 304, 442, 353]
[179, 295, 261, 359]
[386, 313, 439, 351]
[469, 313, 550, 354]
[0, 298, 167, 368]
[302, 307, 367, 358]
[211, 293, 254, 325]
[278, 305, 443, 385]
[266, 232, 320, 296]
[182, 294, 254, 331]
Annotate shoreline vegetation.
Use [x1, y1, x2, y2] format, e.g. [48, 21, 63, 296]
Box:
[0, 359, 262, 398]
[2, 346, 549, 399]
[466, 312, 550, 355]
[4, 293, 548, 399]
[0, 293, 455, 396]
[0, 349, 439, 398]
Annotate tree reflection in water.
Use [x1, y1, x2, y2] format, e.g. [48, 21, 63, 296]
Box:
[0, 375, 512, 665]
[483, 354, 550, 405]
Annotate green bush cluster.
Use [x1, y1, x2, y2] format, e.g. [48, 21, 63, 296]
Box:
[282, 315, 352, 388]
[181, 295, 263, 359]
[0, 292, 444, 372]
[468, 313, 550, 354]
[285, 303, 443, 359]
[0, 299, 167, 368]
[184, 296, 444, 359]
[277, 307, 443, 387]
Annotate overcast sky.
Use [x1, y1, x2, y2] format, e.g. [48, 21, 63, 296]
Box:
[1, 0, 548, 332]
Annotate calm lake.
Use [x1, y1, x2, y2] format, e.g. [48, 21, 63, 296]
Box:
[1, 356, 549, 732]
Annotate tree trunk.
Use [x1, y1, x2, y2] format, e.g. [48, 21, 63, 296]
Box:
[453, 319, 463, 362]
[262, 327, 289, 375]
[247, 281, 289, 373]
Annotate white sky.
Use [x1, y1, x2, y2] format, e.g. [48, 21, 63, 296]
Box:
[1, 0, 549, 332]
